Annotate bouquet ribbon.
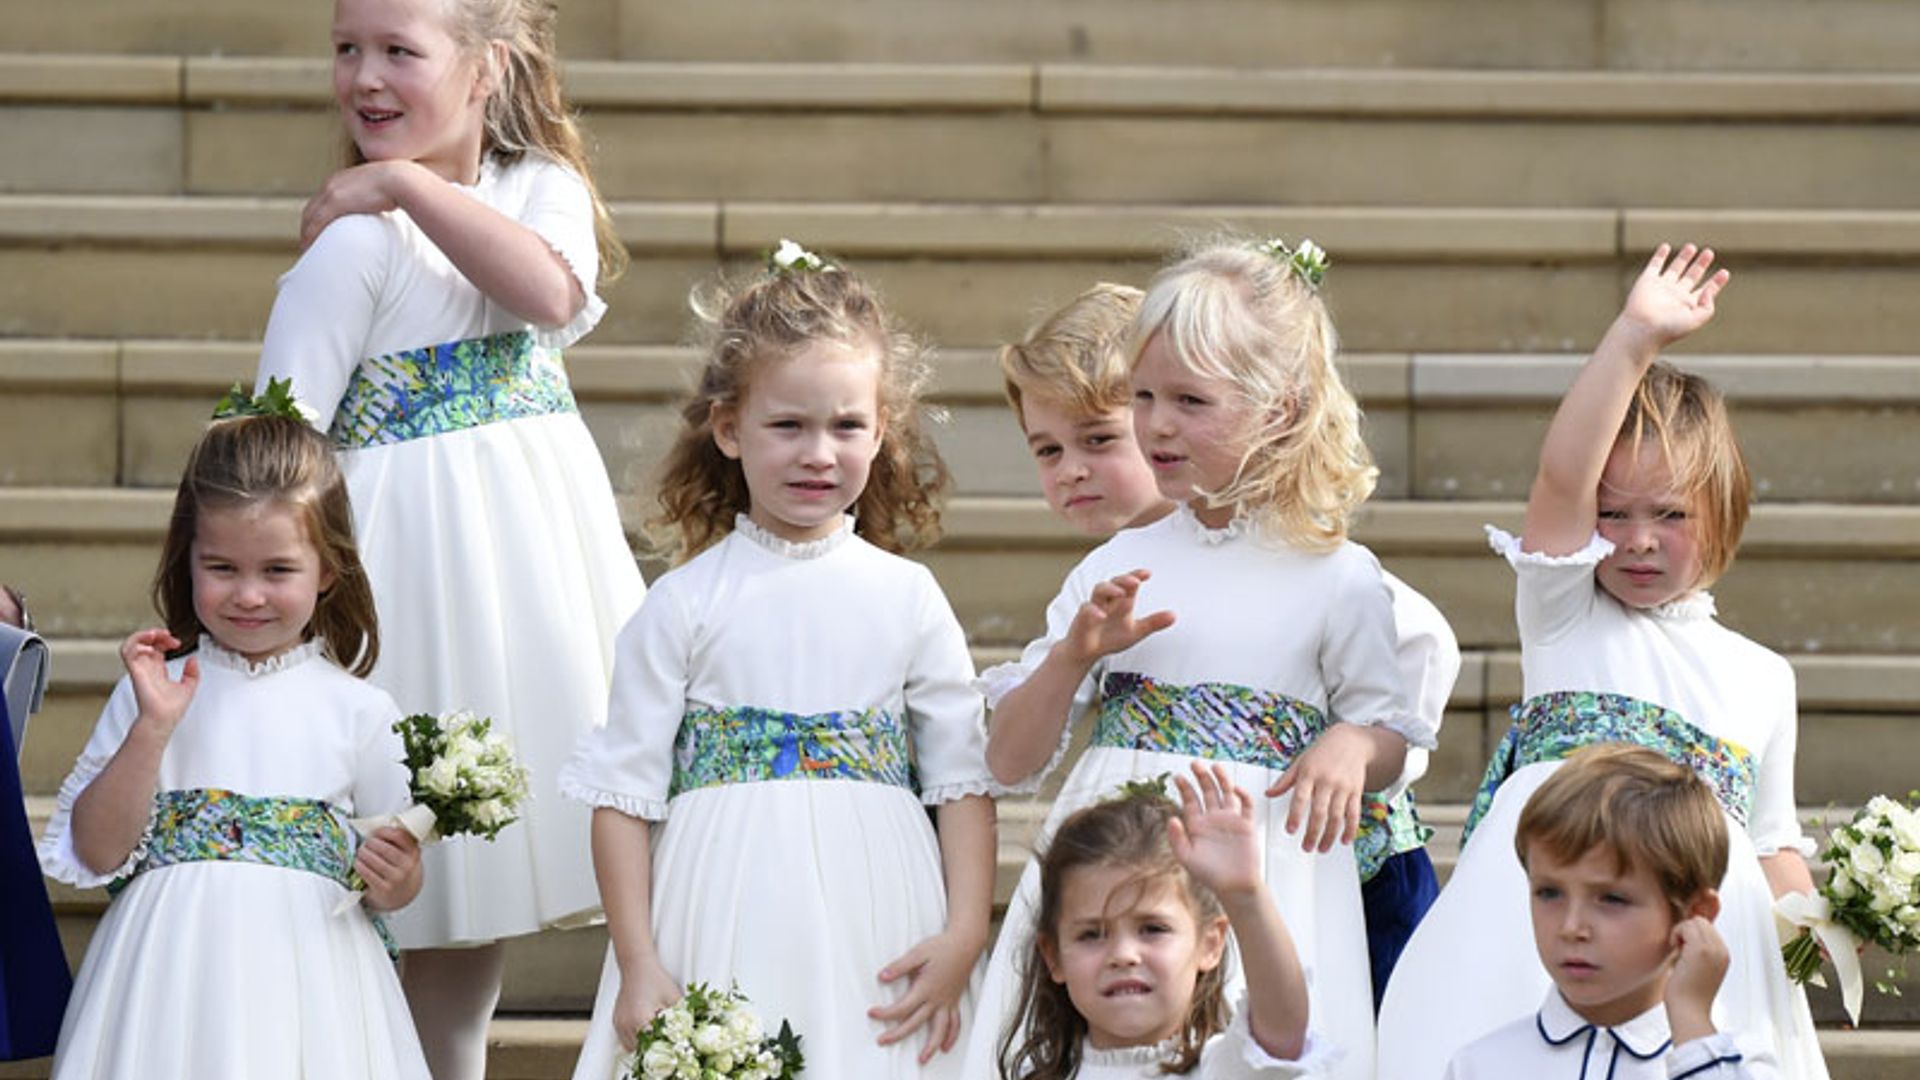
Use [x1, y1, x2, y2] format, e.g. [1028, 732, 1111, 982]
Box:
[1775, 891, 1865, 1024]
[332, 804, 441, 916]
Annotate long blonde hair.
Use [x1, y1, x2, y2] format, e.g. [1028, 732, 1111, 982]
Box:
[650, 265, 949, 563]
[1130, 238, 1376, 550]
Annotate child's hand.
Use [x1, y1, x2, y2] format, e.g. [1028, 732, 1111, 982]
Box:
[1613, 242, 1731, 353]
[613, 959, 684, 1052]
[355, 825, 422, 912]
[1059, 569, 1176, 667]
[1266, 722, 1373, 852]
[121, 628, 199, 737]
[1169, 763, 1262, 900]
[871, 928, 983, 1063]
[300, 161, 420, 249]
[1664, 914, 1730, 1044]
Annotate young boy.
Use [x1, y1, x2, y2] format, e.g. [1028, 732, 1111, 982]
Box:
[998, 281, 1461, 1006]
[1444, 744, 1773, 1078]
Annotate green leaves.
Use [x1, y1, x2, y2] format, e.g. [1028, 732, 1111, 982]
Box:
[213, 376, 305, 422]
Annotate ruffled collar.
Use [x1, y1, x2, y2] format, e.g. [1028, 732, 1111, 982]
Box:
[1079, 1034, 1183, 1069]
[733, 513, 854, 560]
[1648, 591, 1717, 623]
[196, 634, 325, 677]
[1171, 502, 1252, 546]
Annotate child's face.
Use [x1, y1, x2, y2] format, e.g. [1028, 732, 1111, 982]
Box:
[192, 503, 334, 665]
[1130, 332, 1261, 529]
[1040, 864, 1227, 1051]
[1526, 841, 1692, 1026]
[1594, 439, 1705, 609]
[713, 339, 885, 546]
[332, 0, 492, 183]
[1019, 394, 1170, 536]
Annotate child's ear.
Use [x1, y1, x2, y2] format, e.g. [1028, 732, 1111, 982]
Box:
[318, 565, 338, 596]
[710, 403, 742, 460]
[1036, 935, 1065, 984]
[1684, 888, 1721, 923]
[1195, 914, 1230, 973]
[472, 40, 509, 103]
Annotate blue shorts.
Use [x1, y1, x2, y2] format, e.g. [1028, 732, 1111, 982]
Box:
[1362, 846, 1439, 1012]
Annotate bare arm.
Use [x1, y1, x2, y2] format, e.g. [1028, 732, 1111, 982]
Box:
[1524, 243, 1730, 557]
[1759, 850, 1816, 898]
[71, 631, 199, 874]
[870, 794, 996, 1061]
[591, 807, 681, 1050]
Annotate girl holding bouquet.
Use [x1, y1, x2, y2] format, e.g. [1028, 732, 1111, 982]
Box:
[560, 249, 998, 1079]
[1376, 244, 1829, 1079]
[37, 413, 430, 1079]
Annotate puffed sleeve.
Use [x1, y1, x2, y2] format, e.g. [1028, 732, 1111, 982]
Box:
[515, 156, 606, 349]
[37, 676, 149, 888]
[1747, 655, 1814, 858]
[1486, 525, 1614, 648]
[558, 584, 687, 822]
[902, 568, 998, 805]
[1198, 994, 1343, 1078]
[974, 558, 1105, 794]
[1381, 570, 1462, 795]
[254, 212, 392, 427]
[347, 685, 411, 821]
[1320, 547, 1433, 750]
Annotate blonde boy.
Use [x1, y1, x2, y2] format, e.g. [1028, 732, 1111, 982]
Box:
[1444, 744, 1774, 1079]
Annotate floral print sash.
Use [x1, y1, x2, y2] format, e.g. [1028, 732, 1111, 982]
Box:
[670, 704, 916, 798]
[329, 328, 577, 449]
[117, 788, 353, 890]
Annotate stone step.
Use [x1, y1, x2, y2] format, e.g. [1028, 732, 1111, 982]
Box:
[11, 55, 1920, 208]
[8, 196, 1920, 351]
[8, 0, 1920, 72]
[6, 340, 1918, 505]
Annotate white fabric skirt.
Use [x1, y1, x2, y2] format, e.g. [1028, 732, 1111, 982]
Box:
[345, 413, 645, 947]
[1376, 760, 1829, 1080]
[571, 780, 975, 1080]
[960, 747, 1377, 1080]
[52, 862, 428, 1079]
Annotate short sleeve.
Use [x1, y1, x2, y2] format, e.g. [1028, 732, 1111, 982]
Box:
[347, 686, 411, 821]
[1381, 571, 1461, 794]
[558, 589, 687, 821]
[515, 156, 606, 349]
[1486, 526, 1614, 647]
[1199, 994, 1342, 1079]
[1747, 658, 1814, 858]
[1321, 548, 1433, 750]
[255, 212, 392, 427]
[976, 560, 1104, 793]
[37, 676, 150, 888]
[901, 569, 997, 805]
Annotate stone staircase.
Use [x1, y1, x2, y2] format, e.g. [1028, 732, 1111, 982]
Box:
[5, 1, 1919, 1076]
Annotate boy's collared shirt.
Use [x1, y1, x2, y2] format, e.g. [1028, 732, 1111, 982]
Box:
[1442, 989, 1773, 1080]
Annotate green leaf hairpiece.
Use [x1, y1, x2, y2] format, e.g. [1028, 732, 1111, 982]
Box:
[212, 376, 304, 422]
[1110, 773, 1175, 805]
[766, 238, 837, 275]
[1254, 236, 1331, 291]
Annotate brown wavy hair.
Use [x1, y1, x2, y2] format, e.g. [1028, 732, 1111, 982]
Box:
[152, 416, 379, 676]
[342, 0, 627, 284]
[999, 791, 1230, 1079]
[1614, 361, 1752, 590]
[649, 264, 949, 563]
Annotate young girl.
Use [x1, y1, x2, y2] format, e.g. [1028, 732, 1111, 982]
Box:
[557, 255, 998, 1079]
[967, 238, 1437, 1080]
[1004, 763, 1336, 1079]
[1376, 244, 1829, 1079]
[36, 414, 430, 1079]
[252, 0, 646, 1072]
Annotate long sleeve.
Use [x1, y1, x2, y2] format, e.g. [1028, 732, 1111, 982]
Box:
[558, 585, 688, 822]
[255, 212, 392, 427]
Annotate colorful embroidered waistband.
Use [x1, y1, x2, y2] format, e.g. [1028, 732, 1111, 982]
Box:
[329, 329, 577, 449]
[118, 788, 353, 891]
[1092, 672, 1328, 772]
[1463, 691, 1756, 845]
[1355, 790, 1431, 883]
[670, 705, 917, 798]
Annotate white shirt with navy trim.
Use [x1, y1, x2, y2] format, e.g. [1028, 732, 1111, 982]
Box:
[1441, 989, 1774, 1080]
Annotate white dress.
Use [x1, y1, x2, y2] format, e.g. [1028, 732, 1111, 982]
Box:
[1444, 990, 1772, 1080]
[559, 517, 998, 1080]
[1071, 1004, 1340, 1079]
[1375, 530, 1826, 1080]
[37, 639, 429, 1080]
[256, 152, 646, 947]
[963, 506, 1438, 1080]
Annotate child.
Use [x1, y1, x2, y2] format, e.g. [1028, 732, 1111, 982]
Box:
[558, 253, 998, 1079]
[998, 280, 1461, 1006]
[1003, 763, 1338, 1078]
[36, 414, 429, 1079]
[1445, 744, 1773, 1078]
[253, 0, 647, 1072]
[970, 239, 1439, 1080]
[1377, 245, 1827, 1079]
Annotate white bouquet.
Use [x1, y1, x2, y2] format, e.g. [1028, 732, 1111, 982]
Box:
[626, 983, 804, 1080]
[339, 711, 530, 909]
[1780, 792, 1920, 1023]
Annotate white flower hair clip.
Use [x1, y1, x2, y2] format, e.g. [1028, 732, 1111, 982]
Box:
[1254, 236, 1330, 291]
[767, 238, 837, 275]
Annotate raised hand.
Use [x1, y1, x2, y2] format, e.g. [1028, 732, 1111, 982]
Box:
[871, 929, 979, 1063]
[1616, 242, 1732, 351]
[121, 628, 199, 737]
[613, 959, 684, 1052]
[1169, 763, 1262, 900]
[1664, 912, 1730, 1044]
[300, 161, 418, 249]
[1060, 569, 1176, 666]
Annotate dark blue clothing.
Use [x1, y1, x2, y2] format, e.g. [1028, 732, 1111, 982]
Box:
[1364, 845, 1439, 1012]
[0, 694, 71, 1060]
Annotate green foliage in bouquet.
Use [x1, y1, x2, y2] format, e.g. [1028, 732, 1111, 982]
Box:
[395, 711, 531, 841]
[628, 982, 804, 1080]
[1785, 792, 1920, 997]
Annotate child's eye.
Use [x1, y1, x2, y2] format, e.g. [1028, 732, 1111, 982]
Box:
[1596, 509, 1626, 521]
[1177, 394, 1208, 407]
[1032, 444, 1061, 461]
[1656, 508, 1689, 522]
[834, 418, 869, 432]
[1133, 390, 1153, 404]
[334, 42, 358, 57]
[1075, 928, 1103, 942]
[386, 44, 417, 58]
[1531, 886, 1562, 902]
[1083, 433, 1117, 450]
[1600, 892, 1633, 906]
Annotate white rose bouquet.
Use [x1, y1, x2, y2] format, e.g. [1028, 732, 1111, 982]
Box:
[338, 711, 530, 909]
[1779, 792, 1920, 1023]
[626, 983, 803, 1080]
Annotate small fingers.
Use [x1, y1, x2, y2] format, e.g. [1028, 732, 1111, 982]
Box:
[874, 1001, 934, 1046]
